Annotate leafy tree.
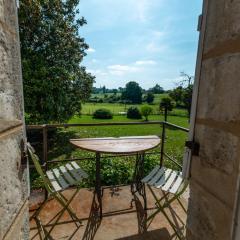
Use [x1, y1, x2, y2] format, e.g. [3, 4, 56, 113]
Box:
[182, 84, 193, 117]
[169, 86, 184, 107]
[127, 107, 142, 119]
[19, 0, 94, 124]
[170, 72, 194, 117]
[145, 92, 155, 104]
[149, 84, 164, 94]
[122, 81, 142, 104]
[141, 105, 153, 121]
[102, 86, 106, 94]
[159, 97, 175, 114]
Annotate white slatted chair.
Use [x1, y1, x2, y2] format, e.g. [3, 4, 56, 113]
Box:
[142, 166, 188, 239]
[27, 143, 88, 239]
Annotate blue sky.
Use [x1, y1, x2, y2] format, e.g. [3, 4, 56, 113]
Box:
[78, 0, 203, 90]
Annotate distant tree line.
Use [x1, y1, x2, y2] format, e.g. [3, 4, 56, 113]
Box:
[89, 82, 165, 104]
[90, 72, 194, 117]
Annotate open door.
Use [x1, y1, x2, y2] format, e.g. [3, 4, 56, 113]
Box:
[182, 0, 208, 179]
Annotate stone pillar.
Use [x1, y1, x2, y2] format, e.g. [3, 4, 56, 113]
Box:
[187, 1, 240, 239]
[0, 0, 29, 239]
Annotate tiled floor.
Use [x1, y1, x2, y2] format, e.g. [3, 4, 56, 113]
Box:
[29, 186, 188, 240]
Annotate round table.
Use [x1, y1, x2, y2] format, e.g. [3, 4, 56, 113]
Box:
[70, 135, 161, 217]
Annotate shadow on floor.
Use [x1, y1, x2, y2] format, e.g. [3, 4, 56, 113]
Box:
[82, 193, 102, 240]
[115, 228, 171, 240]
[29, 186, 187, 240]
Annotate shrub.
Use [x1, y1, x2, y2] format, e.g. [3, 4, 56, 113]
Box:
[127, 107, 142, 119]
[93, 108, 113, 119]
[141, 105, 153, 121]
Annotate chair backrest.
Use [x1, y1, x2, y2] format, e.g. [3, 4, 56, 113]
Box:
[27, 143, 53, 193]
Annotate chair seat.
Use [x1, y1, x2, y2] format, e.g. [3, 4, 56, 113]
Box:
[46, 161, 88, 192]
[141, 166, 184, 194]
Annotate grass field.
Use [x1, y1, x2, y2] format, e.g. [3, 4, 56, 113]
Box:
[82, 93, 188, 117]
[30, 93, 189, 188]
[30, 114, 189, 188]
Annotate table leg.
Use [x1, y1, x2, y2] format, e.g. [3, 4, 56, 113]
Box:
[131, 153, 147, 209]
[95, 152, 102, 218]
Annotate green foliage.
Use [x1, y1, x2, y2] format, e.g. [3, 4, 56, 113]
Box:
[127, 107, 142, 119]
[169, 86, 184, 107]
[30, 115, 189, 189]
[122, 81, 142, 104]
[160, 97, 175, 113]
[149, 84, 164, 94]
[141, 105, 153, 121]
[92, 108, 113, 119]
[169, 72, 194, 117]
[145, 92, 155, 104]
[182, 84, 193, 117]
[19, 0, 95, 124]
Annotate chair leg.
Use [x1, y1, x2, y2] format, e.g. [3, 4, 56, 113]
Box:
[33, 188, 81, 240]
[146, 185, 185, 240]
[34, 217, 54, 240]
[58, 190, 81, 227]
[30, 197, 51, 222]
[44, 188, 81, 239]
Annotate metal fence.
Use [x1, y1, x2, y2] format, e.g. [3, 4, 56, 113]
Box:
[27, 120, 189, 174]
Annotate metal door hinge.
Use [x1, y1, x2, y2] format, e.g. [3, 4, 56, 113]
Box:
[185, 140, 200, 156]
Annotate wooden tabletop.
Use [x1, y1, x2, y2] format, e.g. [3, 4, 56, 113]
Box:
[70, 135, 161, 154]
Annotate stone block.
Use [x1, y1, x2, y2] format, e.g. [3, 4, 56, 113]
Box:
[0, 15, 23, 121]
[204, 0, 240, 53]
[194, 124, 239, 175]
[197, 53, 240, 122]
[0, 131, 28, 239]
[0, 0, 18, 34]
[186, 181, 233, 240]
[191, 154, 238, 209]
[0, 0, 4, 22]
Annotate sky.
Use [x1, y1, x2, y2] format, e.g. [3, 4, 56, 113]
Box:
[78, 0, 203, 90]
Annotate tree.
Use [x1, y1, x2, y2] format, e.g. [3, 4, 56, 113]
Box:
[159, 97, 175, 115]
[149, 84, 164, 94]
[102, 86, 106, 94]
[179, 72, 194, 118]
[141, 105, 153, 121]
[169, 86, 184, 107]
[182, 84, 193, 117]
[122, 81, 142, 104]
[19, 0, 94, 124]
[145, 92, 154, 104]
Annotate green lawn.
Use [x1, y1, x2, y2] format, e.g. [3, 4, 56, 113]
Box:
[29, 92, 190, 189]
[81, 102, 188, 116]
[30, 114, 189, 189]
[83, 93, 188, 116]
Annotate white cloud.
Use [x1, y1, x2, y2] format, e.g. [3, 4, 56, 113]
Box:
[135, 60, 157, 65]
[86, 48, 96, 53]
[107, 64, 139, 76]
[87, 69, 107, 76]
[146, 42, 168, 53]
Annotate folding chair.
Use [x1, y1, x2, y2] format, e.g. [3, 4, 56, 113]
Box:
[141, 166, 188, 239]
[27, 143, 88, 239]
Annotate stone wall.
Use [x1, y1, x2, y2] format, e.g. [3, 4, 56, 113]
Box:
[187, 0, 240, 239]
[0, 0, 29, 239]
